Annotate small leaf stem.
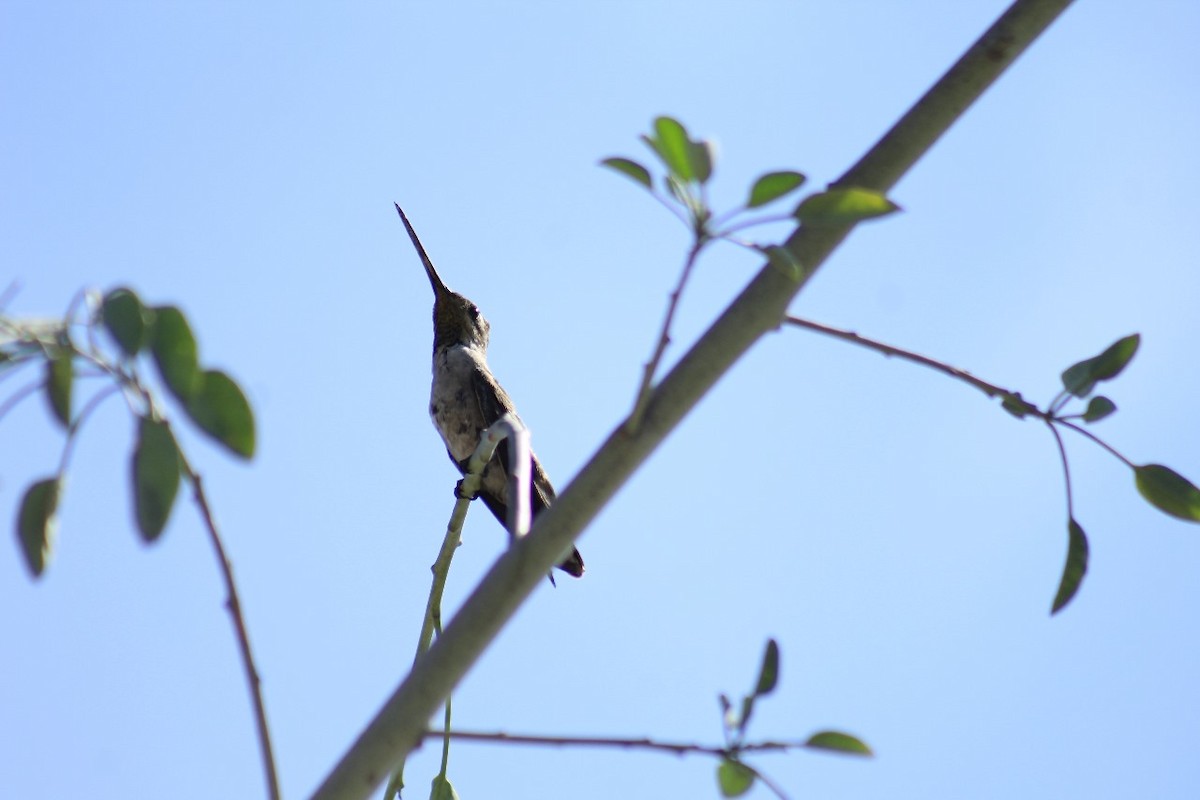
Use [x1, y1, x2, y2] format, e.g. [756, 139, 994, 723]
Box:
[717, 212, 801, 238]
[1045, 419, 1075, 520]
[180, 457, 281, 800]
[1057, 419, 1136, 469]
[53, 383, 121, 477]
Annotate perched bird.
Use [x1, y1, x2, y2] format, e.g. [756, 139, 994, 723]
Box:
[396, 204, 585, 578]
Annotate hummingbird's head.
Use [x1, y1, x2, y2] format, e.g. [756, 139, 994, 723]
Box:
[395, 204, 491, 352]
[431, 287, 490, 352]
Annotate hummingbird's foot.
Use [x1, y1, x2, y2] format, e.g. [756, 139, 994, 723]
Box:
[454, 479, 478, 502]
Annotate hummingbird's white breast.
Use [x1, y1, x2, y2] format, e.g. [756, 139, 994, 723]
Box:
[430, 343, 492, 463]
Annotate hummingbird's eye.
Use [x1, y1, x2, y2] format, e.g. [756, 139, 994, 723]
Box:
[468, 306, 480, 319]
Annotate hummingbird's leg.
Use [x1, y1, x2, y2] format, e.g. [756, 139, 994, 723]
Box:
[453, 478, 478, 502]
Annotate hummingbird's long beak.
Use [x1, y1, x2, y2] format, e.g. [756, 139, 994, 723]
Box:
[395, 203, 451, 299]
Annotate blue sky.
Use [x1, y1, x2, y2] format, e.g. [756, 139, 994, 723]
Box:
[3, 2, 1199, 799]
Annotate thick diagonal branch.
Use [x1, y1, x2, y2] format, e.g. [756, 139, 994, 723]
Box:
[311, 2, 1074, 797]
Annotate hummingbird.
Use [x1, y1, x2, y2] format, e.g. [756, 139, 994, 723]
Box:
[395, 204, 585, 578]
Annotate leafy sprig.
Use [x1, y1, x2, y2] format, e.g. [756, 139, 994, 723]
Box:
[1, 285, 275, 798]
[785, 319, 1200, 614]
[603, 116, 899, 432]
[5, 287, 256, 574]
[716, 640, 870, 799]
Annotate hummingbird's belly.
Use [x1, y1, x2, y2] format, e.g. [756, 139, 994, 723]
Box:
[430, 347, 489, 462]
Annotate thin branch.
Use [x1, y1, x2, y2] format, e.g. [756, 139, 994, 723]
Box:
[421, 730, 806, 799]
[385, 417, 520, 800]
[409, 418, 510, 669]
[311, 5, 1073, 797]
[627, 238, 708, 433]
[3, 306, 281, 799]
[180, 457, 281, 800]
[784, 315, 1023, 403]
[419, 729, 829, 758]
[438, 695, 453, 777]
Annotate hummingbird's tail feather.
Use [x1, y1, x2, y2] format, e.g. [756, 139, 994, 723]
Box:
[557, 547, 585, 578]
[478, 491, 585, 578]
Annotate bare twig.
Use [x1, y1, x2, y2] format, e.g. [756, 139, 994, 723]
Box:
[387, 416, 526, 800]
[408, 417, 513, 669]
[784, 315, 1146, 472]
[427, 730, 810, 799]
[2, 305, 281, 799]
[420, 729, 832, 758]
[181, 458, 281, 800]
[627, 238, 708, 433]
[784, 315, 1019, 402]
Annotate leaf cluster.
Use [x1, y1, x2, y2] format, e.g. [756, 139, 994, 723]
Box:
[994, 333, 1199, 613]
[5, 287, 256, 576]
[715, 640, 870, 798]
[601, 116, 899, 266]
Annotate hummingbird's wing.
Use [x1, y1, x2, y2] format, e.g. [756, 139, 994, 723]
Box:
[468, 364, 554, 515]
[469, 364, 585, 578]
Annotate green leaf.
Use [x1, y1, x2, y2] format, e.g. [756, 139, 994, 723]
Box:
[760, 244, 804, 282]
[664, 174, 688, 205]
[17, 478, 60, 577]
[430, 775, 460, 800]
[132, 417, 181, 542]
[804, 730, 873, 757]
[1060, 334, 1140, 398]
[1135, 464, 1200, 522]
[643, 116, 696, 183]
[794, 187, 900, 226]
[754, 638, 780, 696]
[600, 157, 653, 190]
[1051, 518, 1089, 614]
[1000, 392, 1036, 419]
[747, 171, 807, 208]
[716, 759, 755, 798]
[184, 370, 256, 458]
[1082, 396, 1116, 423]
[101, 287, 153, 357]
[689, 138, 714, 185]
[149, 305, 202, 401]
[45, 350, 73, 428]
